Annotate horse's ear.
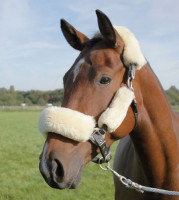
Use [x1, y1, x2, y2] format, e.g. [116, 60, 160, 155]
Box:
[96, 10, 123, 49]
[60, 19, 89, 51]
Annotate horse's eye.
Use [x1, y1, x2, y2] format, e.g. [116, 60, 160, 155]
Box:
[97, 76, 112, 86]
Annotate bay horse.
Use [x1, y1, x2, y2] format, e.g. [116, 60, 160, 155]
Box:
[38, 10, 179, 200]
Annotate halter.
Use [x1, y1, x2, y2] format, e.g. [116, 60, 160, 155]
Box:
[38, 63, 138, 163]
[39, 25, 144, 162]
[91, 64, 138, 163]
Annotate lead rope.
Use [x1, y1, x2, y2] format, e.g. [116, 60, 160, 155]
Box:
[99, 161, 179, 196]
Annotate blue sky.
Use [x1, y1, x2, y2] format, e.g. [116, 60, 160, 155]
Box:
[0, 0, 178, 90]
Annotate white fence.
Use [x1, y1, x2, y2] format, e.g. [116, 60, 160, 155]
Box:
[0, 106, 46, 110]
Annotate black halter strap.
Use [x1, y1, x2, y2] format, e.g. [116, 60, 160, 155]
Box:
[90, 125, 111, 163]
[130, 99, 138, 131]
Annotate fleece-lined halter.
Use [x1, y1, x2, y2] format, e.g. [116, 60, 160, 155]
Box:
[38, 26, 146, 148]
[39, 86, 134, 142]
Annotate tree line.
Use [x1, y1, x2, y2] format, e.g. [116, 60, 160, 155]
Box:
[0, 85, 179, 106]
[0, 86, 64, 106]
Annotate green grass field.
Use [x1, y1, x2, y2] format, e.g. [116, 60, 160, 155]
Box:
[0, 110, 117, 200]
[1, 107, 178, 200]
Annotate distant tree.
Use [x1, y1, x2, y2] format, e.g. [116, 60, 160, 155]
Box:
[38, 98, 46, 106]
[1, 86, 177, 106]
[0, 88, 7, 95]
[166, 86, 179, 105]
[24, 97, 32, 106]
[9, 85, 15, 93]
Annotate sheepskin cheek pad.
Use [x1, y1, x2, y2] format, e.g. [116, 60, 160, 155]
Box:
[98, 87, 134, 132]
[38, 87, 134, 142]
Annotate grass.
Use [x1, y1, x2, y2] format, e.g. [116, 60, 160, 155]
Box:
[0, 110, 117, 200]
[0, 107, 178, 200]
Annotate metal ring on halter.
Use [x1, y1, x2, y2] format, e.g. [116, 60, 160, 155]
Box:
[127, 63, 135, 90]
[120, 176, 129, 187]
[99, 157, 110, 170]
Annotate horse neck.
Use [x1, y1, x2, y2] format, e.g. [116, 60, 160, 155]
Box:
[134, 63, 175, 134]
[131, 63, 179, 187]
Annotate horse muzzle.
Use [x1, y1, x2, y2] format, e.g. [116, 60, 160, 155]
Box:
[39, 146, 83, 189]
[38, 86, 135, 189]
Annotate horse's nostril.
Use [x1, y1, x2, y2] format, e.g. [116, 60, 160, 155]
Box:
[52, 159, 64, 182]
[55, 159, 64, 179]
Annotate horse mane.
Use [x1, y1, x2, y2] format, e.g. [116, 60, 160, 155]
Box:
[85, 37, 103, 47]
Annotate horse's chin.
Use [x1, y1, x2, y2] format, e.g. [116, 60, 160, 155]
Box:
[48, 178, 81, 190]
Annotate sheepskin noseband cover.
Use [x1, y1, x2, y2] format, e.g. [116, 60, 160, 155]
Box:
[38, 87, 134, 142]
[38, 107, 96, 142]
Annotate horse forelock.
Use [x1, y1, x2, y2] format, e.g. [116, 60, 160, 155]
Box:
[85, 36, 103, 47]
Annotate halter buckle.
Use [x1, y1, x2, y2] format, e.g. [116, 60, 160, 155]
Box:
[90, 126, 111, 163]
[127, 64, 135, 89]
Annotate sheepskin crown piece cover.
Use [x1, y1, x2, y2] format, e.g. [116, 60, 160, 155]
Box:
[94, 26, 147, 70]
[114, 26, 146, 70]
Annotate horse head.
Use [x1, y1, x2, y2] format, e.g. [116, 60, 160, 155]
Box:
[38, 10, 146, 189]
